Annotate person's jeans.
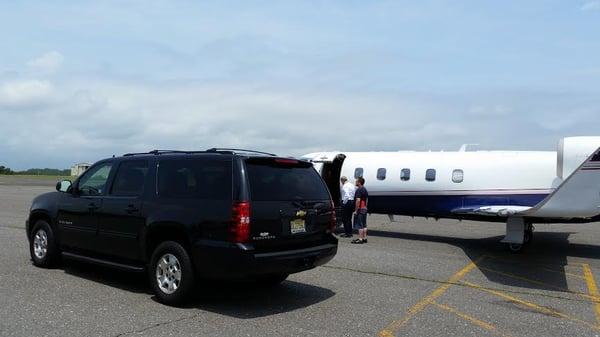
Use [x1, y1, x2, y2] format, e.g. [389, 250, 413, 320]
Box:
[342, 201, 355, 235]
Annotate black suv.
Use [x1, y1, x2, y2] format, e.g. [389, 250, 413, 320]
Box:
[26, 149, 338, 305]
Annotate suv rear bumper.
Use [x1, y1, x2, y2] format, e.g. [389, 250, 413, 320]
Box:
[191, 238, 338, 279]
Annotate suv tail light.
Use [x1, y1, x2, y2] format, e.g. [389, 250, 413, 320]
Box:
[327, 200, 337, 233]
[230, 201, 251, 243]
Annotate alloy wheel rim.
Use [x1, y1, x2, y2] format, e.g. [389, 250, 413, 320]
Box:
[33, 229, 48, 259]
[155, 253, 182, 295]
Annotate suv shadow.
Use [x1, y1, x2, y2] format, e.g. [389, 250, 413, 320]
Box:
[185, 280, 335, 319]
[62, 260, 335, 318]
[63, 260, 152, 294]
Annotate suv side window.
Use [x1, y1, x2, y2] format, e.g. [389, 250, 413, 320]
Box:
[110, 160, 149, 196]
[158, 158, 232, 200]
[78, 162, 113, 196]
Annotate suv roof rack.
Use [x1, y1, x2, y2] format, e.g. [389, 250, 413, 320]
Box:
[205, 148, 277, 156]
[122, 149, 277, 157]
[123, 150, 206, 157]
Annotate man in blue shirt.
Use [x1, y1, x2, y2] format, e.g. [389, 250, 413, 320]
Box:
[352, 177, 368, 244]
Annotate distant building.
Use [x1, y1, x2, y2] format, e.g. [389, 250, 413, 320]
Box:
[71, 163, 91, 176]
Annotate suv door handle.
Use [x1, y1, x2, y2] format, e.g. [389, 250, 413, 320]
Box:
[125, 205, 139, 214]
[88, 203, 99, 211]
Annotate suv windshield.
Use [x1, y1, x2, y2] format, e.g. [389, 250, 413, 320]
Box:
[246, 159, 330, 201]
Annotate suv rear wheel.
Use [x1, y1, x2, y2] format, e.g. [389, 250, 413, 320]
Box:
[149, 241, 195, 305]
[30, 220, 60, 268]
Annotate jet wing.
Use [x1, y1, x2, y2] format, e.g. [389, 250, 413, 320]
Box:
[520, 146, 600, 219]
[453, 146, 600, 219]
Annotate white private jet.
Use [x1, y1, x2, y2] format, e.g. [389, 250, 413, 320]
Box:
[302, 137, 600, 252]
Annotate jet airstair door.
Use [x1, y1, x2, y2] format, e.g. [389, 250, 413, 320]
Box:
[307, 153, 343, 164]
[312, 162, 324, 175]
[319, 154, 346, 207]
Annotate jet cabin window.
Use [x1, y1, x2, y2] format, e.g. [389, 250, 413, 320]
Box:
[377, 168, 387, 181]
[354, 168, 363, 179]
[425, 169, 436, 182]
[400, 168, 411, 181]
[452, 169, 464, 183]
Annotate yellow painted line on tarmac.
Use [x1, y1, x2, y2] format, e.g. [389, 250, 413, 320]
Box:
[378, 256, 485, 337]
[485, 255, 585, 269]
[478, 266, 597, 302]
[582, 264, 600, 326]
[483, 255, 586, 280]
[462, 280, 600, 331]
[431, 301, 512, 337]
[539, 267, 586, 281]
[478, 266, 567, 291]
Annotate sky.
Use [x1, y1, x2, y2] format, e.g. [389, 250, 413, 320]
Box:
[1, 0, 600, 170]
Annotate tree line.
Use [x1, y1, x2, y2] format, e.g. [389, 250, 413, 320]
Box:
[0, 165, 70, 176]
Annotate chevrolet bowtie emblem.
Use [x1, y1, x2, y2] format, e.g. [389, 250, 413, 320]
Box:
[296, 210, 307, 217]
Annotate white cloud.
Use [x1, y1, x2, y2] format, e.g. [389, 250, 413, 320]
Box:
[468, 104, 512, 117]
[0, 79, 461, 166]
[581, 1, 600, 11]
[0, 80, 55, 107]
[1, 77, 599, 169]
[26, 51, 64, 73]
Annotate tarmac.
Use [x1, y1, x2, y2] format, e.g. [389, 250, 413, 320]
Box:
[2, 175, 600, 336]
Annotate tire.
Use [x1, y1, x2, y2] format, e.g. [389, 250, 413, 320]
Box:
[524, 230, 533, 245]
[149, 241, 195, 306]
[256, 273, 289, 287]
[507, 243, 523, 253]
[29, 220, 60, 268]
[524, 224, 534, 245]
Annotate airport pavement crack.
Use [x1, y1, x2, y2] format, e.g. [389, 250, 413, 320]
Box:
[321, 264, 600, 305]
[112, 313, 289, 337]
[113, 314, 200, 337]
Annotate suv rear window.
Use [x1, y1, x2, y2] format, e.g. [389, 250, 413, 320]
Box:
[246, 159, 330, 201]
[158, 158, 232, 200]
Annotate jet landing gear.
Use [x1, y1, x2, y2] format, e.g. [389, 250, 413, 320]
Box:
[500, 217, 534, 253]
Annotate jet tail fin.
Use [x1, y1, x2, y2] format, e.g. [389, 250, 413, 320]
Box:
[522, 147, 600, 219]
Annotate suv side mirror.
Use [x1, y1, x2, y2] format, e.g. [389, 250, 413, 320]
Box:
[56, 180, 72, 193]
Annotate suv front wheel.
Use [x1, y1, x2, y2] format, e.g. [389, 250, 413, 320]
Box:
[30, 220, 60, 268]
[149, 241, 195, 306]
